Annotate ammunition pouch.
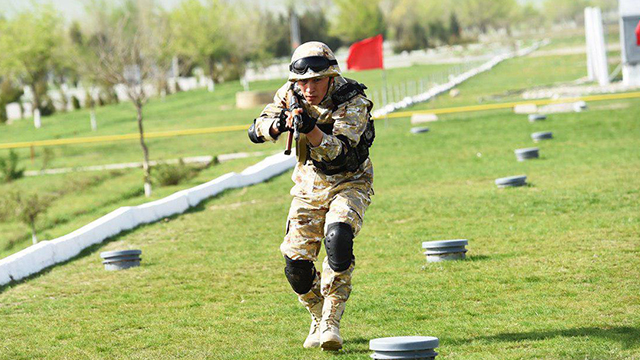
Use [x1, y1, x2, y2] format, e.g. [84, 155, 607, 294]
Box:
[310, 77, 375, 176]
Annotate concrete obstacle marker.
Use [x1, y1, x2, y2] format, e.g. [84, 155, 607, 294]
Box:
[514, 147, 539, 161]
[235, 91, 273, 109]
[528, 114, 547, 122]
[514, 103, 538, 114]
[370, 336, 439, 359]
[573, 101, 588, 112]
[100, 249, 142, 271]
[410, 127, 430, 134]
[422, 239, 468, 263]
[531, 131, 553, 142]
[410, 113, 438, 124]
[495, 175, 527, 188]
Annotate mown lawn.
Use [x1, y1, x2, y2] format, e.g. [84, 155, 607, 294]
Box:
[1, 88, 638, 359]
[0, 63, 457, 171]
[0, 44, 561, 258]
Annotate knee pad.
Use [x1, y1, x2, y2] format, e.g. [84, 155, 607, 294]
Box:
[324, 222, 354, 272]
[284, 256, 316, 294]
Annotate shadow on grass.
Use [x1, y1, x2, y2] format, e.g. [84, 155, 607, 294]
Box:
[468, 326, 640, 350]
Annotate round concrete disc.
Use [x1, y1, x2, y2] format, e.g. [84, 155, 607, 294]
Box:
[422, 239, 468, 249]
[370, 336, 439, 352]
[102, 256, 142, 264]
[424, 248, 468, 255]
[515, 147, 539, 155]
[100, 249, 142, 259]
[531, 131, 553, 140]
[495, 175, 527, 186]
[410, 127, 430, 134]
[371, 349, 438, 359]
[528, 114, 546, 121]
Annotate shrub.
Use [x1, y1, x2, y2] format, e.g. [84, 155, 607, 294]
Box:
[0, 150, 25, 183]
[152, 159, 195, 187]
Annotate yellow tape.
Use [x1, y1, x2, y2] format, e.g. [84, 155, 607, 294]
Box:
[372, 91, 640, 119]
[2, 91, 639, 150]
[0, 124, 250, 150]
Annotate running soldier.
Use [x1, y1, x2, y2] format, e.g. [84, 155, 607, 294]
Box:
[248, 41, 374, 351]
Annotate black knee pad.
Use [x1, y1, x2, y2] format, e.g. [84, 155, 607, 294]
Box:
[284, 256, 316, 294]
[324, 222, 354, 272]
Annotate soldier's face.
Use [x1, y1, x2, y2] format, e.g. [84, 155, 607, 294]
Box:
[297, 77, 331, 105]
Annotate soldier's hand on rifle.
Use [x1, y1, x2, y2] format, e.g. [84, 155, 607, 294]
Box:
[287, 108, 316, 134]
[275, 110, 292, 134]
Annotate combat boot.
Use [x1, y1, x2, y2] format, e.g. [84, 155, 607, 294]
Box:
[320, 299, 346, 351]
[298, 281, 324, 348]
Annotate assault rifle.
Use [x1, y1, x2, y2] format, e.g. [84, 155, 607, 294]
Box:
[284, 87, 302, 155]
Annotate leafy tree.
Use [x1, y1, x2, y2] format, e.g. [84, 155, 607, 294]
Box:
[542, 0, 590, 24]
[330, 0, 386, 44]
[457, 0, 519, 32]
[259, 12, 290, 59]
[0, 5, 64, 116]
[0, 78, 24, 123]
[169, 0, 235, 83]
[299, 7, 343, 51]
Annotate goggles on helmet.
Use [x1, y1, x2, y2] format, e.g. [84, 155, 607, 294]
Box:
[289, 56, 338, 75]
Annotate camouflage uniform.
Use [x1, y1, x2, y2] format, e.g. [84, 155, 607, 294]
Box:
[254, 76, 373, 303]
[250, 41, 373, 350]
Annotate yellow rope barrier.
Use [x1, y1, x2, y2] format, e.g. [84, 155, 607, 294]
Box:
[2, 91, 639, 150]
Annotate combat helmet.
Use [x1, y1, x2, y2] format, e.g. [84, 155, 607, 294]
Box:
[289, 41, 341, 81]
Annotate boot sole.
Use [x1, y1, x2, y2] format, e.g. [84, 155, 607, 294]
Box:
[320, 340, 342, 351]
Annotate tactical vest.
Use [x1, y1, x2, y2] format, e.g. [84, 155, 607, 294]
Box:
[311, 78, 375, 176]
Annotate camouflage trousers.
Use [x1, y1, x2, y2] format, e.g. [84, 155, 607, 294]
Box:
[280, 186, 371, 304]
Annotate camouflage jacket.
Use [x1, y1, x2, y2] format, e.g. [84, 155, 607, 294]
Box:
[253, 76, 374, 202]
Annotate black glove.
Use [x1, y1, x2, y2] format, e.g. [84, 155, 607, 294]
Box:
[275, 110, 291, 133]
[296, 110, 317, 134]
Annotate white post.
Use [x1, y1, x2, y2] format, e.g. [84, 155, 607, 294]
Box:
[33, 108, 41, 129]
[90, 110, 97, 131]
[593, 7, 610, 86]
[585, 7, 610, 86]
[585, 8, 596, 81]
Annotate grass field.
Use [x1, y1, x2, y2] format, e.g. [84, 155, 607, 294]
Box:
[1, 35, 639, 359]
[1, 52, 640, 358]
[0, 46, 567, 259]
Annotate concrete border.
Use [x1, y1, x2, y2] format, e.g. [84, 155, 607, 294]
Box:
[0, 152, 295, 286]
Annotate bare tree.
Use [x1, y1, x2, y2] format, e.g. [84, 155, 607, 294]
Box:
[83, 1, 171, 197]
[0, 191, 52, 245]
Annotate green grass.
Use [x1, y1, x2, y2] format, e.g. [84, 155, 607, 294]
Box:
[1, 89, 639, 359]
[0, 63, 458, 172]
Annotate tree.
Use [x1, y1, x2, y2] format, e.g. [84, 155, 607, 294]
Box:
[457, 0, 519, 33]
[169, 0, 234, 83]
[542, 0, 590, 24]
[298, 7, 343, 51]
[330, 0, 386, 44]
[0, 5, 64, 117]
[0, 191, 52, 245]
[83, 0, 171, 197]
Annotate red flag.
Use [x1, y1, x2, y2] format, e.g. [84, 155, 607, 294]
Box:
[346, 34, 384, 71]
[636, 20, 640, 46]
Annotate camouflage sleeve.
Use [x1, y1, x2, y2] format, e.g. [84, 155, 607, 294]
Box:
[309, 96, 371, 162]
[253, 83, 289, 143]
